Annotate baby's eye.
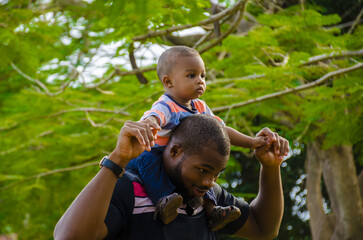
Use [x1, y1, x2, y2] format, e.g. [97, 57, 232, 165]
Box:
[199, 168, 207, 173]
[187, 74, 195, 78]
[201, 73, 206, 79]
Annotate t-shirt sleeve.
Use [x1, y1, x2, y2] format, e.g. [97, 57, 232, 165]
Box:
[205, 104, 225, 126]
[104, 176, 134, 239]
[213, 183, 250, 235]
[141, 101, 172, 127]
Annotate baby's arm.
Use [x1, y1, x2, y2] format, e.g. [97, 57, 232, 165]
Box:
[143, 115, 161, 127]
[225, 126, 273, 149]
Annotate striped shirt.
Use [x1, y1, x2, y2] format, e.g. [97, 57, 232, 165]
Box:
[141, 94, 224, 147]
[104, 171, 250, 240]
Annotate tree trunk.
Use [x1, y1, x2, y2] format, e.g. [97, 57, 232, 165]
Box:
[306, 138, 363, 239]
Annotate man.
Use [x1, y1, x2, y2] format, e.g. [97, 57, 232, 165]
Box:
[54, 114, 289, 240]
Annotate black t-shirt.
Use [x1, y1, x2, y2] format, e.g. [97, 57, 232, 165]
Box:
[105, 172, 250, 240]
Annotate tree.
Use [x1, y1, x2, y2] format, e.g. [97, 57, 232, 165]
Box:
[0, 0, 362, 239]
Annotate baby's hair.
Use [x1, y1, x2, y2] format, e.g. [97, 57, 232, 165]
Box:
[170, 114, 230, 157]
[157, 46, 200, 82]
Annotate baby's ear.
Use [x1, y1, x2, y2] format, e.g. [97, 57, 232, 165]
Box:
[162, 75, 173, 88]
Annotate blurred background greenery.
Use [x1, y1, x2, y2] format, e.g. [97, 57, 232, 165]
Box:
[0, 0, 362, 239]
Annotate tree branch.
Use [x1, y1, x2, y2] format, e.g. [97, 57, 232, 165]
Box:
[48, 107, 130, 117]
[132, 0, 247, 42]
[212, 62, 363, 113]
[84, 111, 114, 128]
[326, 19, 363, 30]
[199, 1, 248, 54]
[0, 160, 100, 191]
[84, 67, 156, 89]
[11, 62, 76, 96]
[348, 7, 363, 34]
[128, 42, 148, 84]
[0, 130, 53, 156]
[299, 49, 363, 66]
[207, 74, 265, 86]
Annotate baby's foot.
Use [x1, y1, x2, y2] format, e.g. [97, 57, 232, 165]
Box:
[208, 205, 241, 231]
[154, 193, 183, 224]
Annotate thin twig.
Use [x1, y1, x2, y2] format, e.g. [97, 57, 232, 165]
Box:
[0, 122, 20, 132]
[0, 160, 100, 191]
[48, 107, 129, 117]
[85, 111, 115, 128]
[262, 49, 289, 66]
[300, 0, 305, 11]
[295, 121, 310, 142]
[253, 56, 267, 67]
[199, 1, 248, 54]
[132, 0, 247, 42]
[193, 30, 214, 49]
[11, 62, 76, 96]
[325, 19, 363, 30]
[348, 7, 363, 34]
[299, 49, 363, 66]
[207, 74, 265, 86]
[120, 90, 164, 111]
[0, 130, 53, 156]
[223, 106, 233, 123]
[84, 67, 156, 89]
[212, 62, 363, 112]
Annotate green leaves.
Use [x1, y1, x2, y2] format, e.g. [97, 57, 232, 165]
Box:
[1, 1, 362, 239]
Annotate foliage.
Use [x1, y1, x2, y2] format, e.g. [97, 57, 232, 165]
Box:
[0, 0, 362, 239]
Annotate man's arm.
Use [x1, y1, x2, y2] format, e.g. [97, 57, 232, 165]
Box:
[234, 129, 289, 239]
[54, 120, 160, 240]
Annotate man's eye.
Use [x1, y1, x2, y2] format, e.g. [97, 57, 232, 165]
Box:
[199, 168, 206, 173]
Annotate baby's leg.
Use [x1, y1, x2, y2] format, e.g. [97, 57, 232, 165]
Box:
[203, 198, 216, 216]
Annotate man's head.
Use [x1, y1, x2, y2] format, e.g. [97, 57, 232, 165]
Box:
[157, 46, 206, 101]
[163, 115, 230, 202]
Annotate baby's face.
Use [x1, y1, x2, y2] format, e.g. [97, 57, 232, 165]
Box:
[168, 55, 206, 101]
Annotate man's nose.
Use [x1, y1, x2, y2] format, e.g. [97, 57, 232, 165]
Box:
[202, 176, 215, 189]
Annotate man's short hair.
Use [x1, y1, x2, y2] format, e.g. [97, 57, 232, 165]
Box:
[170, 114, 230, 157]
[157, 46, 200, 81]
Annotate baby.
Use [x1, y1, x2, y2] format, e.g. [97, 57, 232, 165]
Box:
[127, 46, 272, 231]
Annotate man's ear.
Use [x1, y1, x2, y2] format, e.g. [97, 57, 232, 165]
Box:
[169, 143, 183, 159]
[162, 75, 173, 89]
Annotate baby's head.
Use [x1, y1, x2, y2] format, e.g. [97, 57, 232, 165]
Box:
[157, 46, 206, 101]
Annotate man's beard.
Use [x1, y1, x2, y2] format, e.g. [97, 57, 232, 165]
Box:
[169, 160, 204, 209]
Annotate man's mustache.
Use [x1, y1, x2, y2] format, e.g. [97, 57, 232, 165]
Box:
[194, 185, 210, 191]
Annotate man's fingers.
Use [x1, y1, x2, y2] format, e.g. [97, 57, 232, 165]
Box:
[282, 138, 290, 156]
[273, 132, 280, 156]
[256, 127, 277, 141]
[122, 121, 155, 151]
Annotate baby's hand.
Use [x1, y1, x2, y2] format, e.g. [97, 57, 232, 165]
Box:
[251, 135, 272, 149]
[141, 117, 161, 145]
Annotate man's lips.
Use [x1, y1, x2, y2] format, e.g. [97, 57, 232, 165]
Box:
[192, 186, 208, 197]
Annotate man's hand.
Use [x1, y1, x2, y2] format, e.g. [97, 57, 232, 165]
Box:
[109, 120, 160, 166]
[250, 135, 272, 149]
[254, 128, 289, 167]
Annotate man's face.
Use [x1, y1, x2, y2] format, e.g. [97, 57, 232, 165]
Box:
[169, 146, 228, 200]
[168, 55, 206, 101]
